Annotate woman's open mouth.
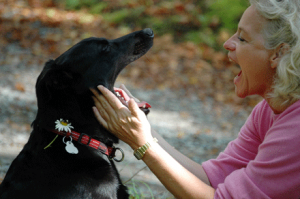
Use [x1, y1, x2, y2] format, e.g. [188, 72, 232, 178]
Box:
[234, 70, 242, 84]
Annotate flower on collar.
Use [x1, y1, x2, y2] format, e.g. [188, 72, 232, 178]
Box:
[55, 119, 74, 132]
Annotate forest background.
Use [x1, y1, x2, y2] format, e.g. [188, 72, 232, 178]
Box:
[1, 0, 262, 107]
[0, 0, 262, 198]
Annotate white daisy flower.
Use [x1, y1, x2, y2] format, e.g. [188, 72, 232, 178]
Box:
[55, 119, 74, 132]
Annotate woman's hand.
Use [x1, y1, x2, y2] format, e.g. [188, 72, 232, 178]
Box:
[92, 85, 215, 198]
[91, 85, 153, 150]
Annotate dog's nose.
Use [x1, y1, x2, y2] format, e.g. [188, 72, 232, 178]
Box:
[143, 28, 154, 37]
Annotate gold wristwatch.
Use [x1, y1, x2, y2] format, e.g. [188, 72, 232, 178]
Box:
[133, 138, 158, 160]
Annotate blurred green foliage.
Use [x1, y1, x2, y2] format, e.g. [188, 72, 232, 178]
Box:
[207, 0, 250, 30]
[65, 0, 100, 10]
[63, 0, 249, 49]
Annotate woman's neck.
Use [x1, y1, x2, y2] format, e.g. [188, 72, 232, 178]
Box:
[265, 97, 295, 115]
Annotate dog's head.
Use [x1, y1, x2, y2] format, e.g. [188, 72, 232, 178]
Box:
[34, 29, 153, 141]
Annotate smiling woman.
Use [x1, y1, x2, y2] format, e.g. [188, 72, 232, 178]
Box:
[223, 4, 277, 107]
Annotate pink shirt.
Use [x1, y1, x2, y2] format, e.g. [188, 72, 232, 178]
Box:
[202, 99, 300, 199]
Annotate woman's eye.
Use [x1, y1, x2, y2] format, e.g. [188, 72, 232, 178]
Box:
[238, 36, 246, 42]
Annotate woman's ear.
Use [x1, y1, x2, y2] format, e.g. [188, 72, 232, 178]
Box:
[270, 43, 290, 69]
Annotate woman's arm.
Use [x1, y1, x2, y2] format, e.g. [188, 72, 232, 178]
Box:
[91, 86, 215, 198]
[141, 136, 215, 199]
[151, 129, 211, 186]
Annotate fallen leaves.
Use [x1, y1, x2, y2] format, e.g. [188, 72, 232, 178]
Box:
[14, 83, 25, 92]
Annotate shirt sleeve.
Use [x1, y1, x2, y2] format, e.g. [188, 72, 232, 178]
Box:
[202, 100, 300, 198]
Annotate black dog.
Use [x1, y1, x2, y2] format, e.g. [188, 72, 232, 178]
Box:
[0, 28, 154, 198]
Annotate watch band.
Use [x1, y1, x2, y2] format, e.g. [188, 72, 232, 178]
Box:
[133, 138, 158, 160]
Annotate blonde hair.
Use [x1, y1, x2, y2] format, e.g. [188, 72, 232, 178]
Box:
[250, 0, 300, 108]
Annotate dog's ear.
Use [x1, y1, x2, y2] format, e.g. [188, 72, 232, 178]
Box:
[36, 60, 80, 108]
[37, 60, 76, 91]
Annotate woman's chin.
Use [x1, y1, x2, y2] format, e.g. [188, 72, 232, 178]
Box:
[235, 86, 248, 99]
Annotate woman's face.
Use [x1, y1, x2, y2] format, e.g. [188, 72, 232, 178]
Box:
[223, 5, 277, 99]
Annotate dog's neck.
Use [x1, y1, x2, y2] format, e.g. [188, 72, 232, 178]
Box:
[33, 93, 118, 148]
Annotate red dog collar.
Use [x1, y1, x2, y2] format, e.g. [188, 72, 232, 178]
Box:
[49, 129, 124, 162]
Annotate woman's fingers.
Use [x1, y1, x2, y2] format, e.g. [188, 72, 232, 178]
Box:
[92, 105, 108, 129]
[91, 86, 131, 131]
[90, 90, 110, 118]
[128, 98, 142, 118]
[90, 87, 119, 118]
[90, 89, 115, 129]
[119, 84, 140, 102]
[97, 85, 125, 110]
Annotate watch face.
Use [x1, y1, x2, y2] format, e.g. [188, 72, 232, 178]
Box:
[134, 149, 147, 160]
[134, 151, 143, 160]
[134, 142, 152, 160]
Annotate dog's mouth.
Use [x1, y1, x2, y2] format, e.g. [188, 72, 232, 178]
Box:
[111, 28, 153, 111]
[114, 88, 151, 109]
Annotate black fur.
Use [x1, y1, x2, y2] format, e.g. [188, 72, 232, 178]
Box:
[0, 28, 154, 199]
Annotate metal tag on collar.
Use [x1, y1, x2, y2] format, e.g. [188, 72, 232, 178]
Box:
[63, 136, 78, 154]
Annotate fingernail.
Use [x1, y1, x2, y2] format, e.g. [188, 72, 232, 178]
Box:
[92, 106, 98, 113]
[97, 85, 104, 90]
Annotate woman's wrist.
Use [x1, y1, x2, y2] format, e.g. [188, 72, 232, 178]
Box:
[133, 137, 158, 160]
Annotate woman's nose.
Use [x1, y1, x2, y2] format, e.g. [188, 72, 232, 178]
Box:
[223, 36, 236, 51]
